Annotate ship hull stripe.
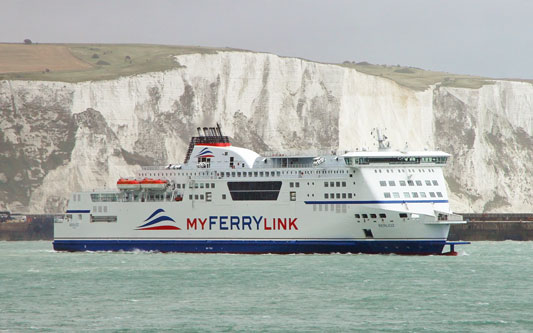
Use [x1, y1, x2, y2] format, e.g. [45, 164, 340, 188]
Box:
[304, 200, 449, 204]
[53, 239, 446, 255]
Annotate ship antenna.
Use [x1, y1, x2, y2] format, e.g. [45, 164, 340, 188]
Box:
[372, 128, 390, 151]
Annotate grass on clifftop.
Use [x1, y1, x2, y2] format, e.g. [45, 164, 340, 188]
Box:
[0, 43, 229, 82]
[340, 61, 494, 91]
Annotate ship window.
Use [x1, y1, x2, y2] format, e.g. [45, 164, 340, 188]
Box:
[237, 172, 241, 177]
[254, 172, 258, 177]
[393, 192, 400, 198]
[200, 183, 204, 189]
[388, 180, 395, 186]
[354, 214, 361, 218]
[336, 193, 340, 199]
[222, 194, 226, 200]
[200, 194, 204, 200]
[380, 181, 387, 186]
[342, 193, 346, 199]
[231, 172, 235, 177]
[420, 192, 427, 198]
[348, 193, 353, 198]
[342, 181, 346, 187]
[325, 193, 329, 199]
[437, 192, 443, 197]
[330, 193, 334, 198]
[370, 214, 377, 218]
[93, 206, 97, 212]
[260, 172, 264, 177]
[407, 180, 414, 186]
[290, 191, 296, 201]
[103, 206, 107, 213]
[277, 171, 281, 176]
[363, 229, 373, 238]
[98, 206, 102, 213]
[362, 214, 368, 219]
[211, 183, 215, 188]
[296, 182, 299, 188]
[324, 182, 328, 187]
[412, 192, 419, 198]
[399, 180, 406, 186]
[189, 195, 192, 200]
[176, 184, 181, 189]
[426, 180, 432, 186]
[290, 182, 294, 188]
[404, 192, 411, 198]
[242, 172, 247, 177]
[226, 172, 230, 177]
[379, 213, 387, 218]
[336, 181, 340, 187]
[432, 180, 438, 186]
[399, 213, 408, 218]
[384, 192, 391, 198]
[429, 192, 436, 198]
[416, 180, 422, 186]
[206, 183, 210, 188]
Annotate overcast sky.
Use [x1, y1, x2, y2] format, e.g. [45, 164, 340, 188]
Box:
[2, 0, 532, 79]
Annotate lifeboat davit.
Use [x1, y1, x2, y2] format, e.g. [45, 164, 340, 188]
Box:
[117, 178, 141, 190]
[140, 178, 168, 190]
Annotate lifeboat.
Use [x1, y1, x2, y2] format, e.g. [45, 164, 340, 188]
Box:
[117, 178, 141, 190]
[140, 178, 168, 190]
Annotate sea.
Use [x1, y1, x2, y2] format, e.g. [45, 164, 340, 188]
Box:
[1, 241, 532, 332]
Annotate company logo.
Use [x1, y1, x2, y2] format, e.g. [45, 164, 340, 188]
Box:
[136, 209, 181, 230]
[194, 147, 214, 158]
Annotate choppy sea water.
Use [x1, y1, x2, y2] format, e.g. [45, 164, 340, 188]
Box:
[1, 241, 532, 332]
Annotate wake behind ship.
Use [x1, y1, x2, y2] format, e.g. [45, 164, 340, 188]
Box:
[54, 125, 467, 254]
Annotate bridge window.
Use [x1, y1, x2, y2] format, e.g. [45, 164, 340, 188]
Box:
[404, 192, 411, 198]
[432, 180, 439, 186]
[399, 213, 408, 218]
[416, 180, 422, 186]
[407, 180, 414, 186]
[437, 192, 443, 197]
[393, 192, 400, 198]
[325, 193, 329, 199]
[384, 192, 391, 198]
[388, 180, 396, 186]
[429, 192, 436, 198]
[425, 180, 432, 186]
[380, 181, 387, 186]
[399, 180, 406, 186]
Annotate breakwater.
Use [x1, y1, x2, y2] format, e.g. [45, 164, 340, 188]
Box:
[0, 215, 54, 241]
[449, 213, 533, 241]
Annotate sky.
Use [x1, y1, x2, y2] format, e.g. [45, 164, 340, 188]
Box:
[2, 0, 533, 79]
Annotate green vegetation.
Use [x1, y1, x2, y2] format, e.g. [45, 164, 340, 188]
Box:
[0, 44, 234, 82]
[340, 62, 494, 91]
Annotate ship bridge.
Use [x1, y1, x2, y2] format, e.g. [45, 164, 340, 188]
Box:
[342, 151, 450, 167]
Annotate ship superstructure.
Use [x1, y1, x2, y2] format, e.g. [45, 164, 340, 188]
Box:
[54, 125, 466, 254]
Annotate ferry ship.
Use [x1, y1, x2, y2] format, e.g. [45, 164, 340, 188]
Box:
[54, 124, 467, 254]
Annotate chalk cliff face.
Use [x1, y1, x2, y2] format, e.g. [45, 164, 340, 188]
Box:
[0, 52, 532, 213]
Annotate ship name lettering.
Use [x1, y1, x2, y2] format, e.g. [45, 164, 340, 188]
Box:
[185, 216, 298, 231]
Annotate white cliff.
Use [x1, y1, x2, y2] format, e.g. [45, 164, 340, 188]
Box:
[0, 51, 531, 213]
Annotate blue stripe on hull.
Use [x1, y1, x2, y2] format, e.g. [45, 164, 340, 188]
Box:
[53, 239, 446, 255]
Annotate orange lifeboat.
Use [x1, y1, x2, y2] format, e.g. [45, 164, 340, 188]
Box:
[117, 178, 141, 190]
[139, 178, 168, 190]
